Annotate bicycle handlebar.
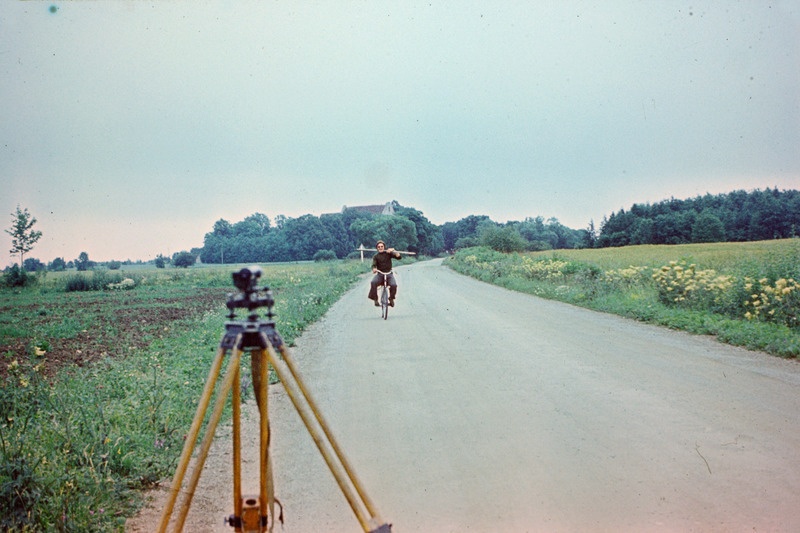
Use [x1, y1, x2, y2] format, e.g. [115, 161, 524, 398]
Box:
[375, 270, 392, 275]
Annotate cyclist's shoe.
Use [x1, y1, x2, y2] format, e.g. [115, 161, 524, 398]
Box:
[373, 299, 380, 307]
[389, 298, 395, 307]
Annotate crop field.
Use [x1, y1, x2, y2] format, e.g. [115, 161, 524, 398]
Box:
[0, 261, 366, 532]
[447, 239, 800, 358]
[529, 239, 800, 275]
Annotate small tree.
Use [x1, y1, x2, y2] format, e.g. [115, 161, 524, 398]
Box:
[582, 220, 598, 249]
[75, 252, 91, 271]
[3, 264, 29, 288]
[23, 257, 45, 272]
[49, 257, 67, 271]
[5, 206, 42, 266]
[479, 225, 527, 253]
[172, 251, 196, 268]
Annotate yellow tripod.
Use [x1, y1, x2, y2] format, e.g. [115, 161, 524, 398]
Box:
[157, 267, 391, 532]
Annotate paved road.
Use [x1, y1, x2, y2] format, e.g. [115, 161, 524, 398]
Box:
[133, 258, 800, 532]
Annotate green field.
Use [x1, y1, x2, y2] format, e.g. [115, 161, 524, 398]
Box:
[447, 239, 800, 358]
[0, 260, 366, 532]
[529, 239, 800, 276]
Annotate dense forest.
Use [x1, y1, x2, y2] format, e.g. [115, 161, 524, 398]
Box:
[14, 188, 800, 270]
[596, 188, 800, 247]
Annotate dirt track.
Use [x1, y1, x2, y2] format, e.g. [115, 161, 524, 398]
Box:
[129, 259, 800, 532]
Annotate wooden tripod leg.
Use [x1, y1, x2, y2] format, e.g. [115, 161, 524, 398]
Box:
[252, 347, 275, 531]
[174, 346, 244, 531]
[157, 345, 228, 533]
[232, 353, 243, 526]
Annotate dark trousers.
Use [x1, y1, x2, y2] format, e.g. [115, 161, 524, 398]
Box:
[368, 272, 398, 300]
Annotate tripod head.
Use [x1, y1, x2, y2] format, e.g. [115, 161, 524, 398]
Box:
[226, 266, 275, 317]
[224, 266, 281, 351]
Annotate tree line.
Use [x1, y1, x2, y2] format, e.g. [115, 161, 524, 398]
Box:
[597, 188, 800, 247]
[198, 203, 442, 263]
[194, 202, 597, 264]
[193, 189, 800, 261]
[6, 189, 800, 279]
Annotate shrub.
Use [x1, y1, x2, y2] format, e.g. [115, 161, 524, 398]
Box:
[172, 251, 196, 268]
[64, 271, 126, 292]
[652, 261, 734, 309]
[602, 265, 651, 289]
[513, 256, 572, 281]
[64, 273, 96, 292]
[479, 226, 527, 253]
[743, 277, 800, 328]
[313, 249, 337, 261]
[3, 264, 32, 288]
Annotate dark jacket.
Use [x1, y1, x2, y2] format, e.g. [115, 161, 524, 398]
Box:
[372, 250, 401, 272]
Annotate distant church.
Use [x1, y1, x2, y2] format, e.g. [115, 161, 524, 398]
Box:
[341, 202, 395, 216]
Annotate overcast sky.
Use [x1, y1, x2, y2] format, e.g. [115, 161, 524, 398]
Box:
[2, 1, 798, 264]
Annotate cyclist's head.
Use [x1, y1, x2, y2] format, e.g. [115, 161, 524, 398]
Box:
[376, 240, 385, 250]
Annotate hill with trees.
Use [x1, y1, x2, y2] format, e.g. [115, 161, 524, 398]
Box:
[197, 202, 444, 264]
[196, 201, 590, 264]
[194, 189, 799, 264]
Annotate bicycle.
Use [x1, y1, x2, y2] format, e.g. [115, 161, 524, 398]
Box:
[375, 270, 392, 320]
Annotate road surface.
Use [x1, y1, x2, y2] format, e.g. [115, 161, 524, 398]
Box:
[130, 258, 800, 532]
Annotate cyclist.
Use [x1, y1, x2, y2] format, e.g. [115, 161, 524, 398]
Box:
[368, 240, 401, 307]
